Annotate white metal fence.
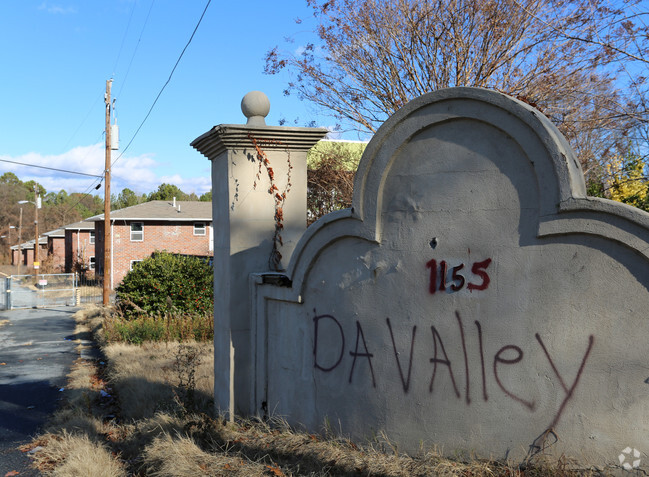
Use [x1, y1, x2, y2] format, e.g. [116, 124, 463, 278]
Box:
[0, 277, 7, 310]
[0, 273, 107, 310]
[7, 273, 77, 309]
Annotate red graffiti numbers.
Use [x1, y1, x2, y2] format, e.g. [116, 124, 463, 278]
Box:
[467, 259, 492, 291]
[426, 258, 492, 294]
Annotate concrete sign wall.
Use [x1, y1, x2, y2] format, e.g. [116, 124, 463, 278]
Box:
[250, 88, 649, 467]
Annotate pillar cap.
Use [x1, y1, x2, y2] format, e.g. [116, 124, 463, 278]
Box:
[241, 91, 270, 126]
[191, 124, 329, 159]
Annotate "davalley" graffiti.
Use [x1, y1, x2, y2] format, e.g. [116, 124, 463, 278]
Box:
[313, 310, 594, 430]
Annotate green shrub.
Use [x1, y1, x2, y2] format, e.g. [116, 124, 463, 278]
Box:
[116, 251, 213, 317]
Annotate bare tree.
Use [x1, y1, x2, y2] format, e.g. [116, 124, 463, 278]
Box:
[543, 0, 649, 170]
[266, 0, 646, 185]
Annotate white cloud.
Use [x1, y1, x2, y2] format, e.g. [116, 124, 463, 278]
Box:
[112, 154, 159, 191]
[0, 145, 103, 193]
[38, 2, 77, 14]
[157, 174, 212, 195]
[0, 145, 211, 197]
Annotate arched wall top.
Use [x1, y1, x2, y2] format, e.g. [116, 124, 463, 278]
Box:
[283, 87, 649, 296]
[353, 87, 586, 231]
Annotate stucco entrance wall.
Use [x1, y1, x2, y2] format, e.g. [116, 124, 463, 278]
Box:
[252, 88, 649, 467]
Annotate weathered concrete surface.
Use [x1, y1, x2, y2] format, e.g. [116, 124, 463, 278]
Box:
[192, 96, 328, 418]
[0, 307, 79, 475]
[250, 88, 649, 470]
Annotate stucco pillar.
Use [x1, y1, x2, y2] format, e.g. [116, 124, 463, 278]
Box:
[191, 91, 327, 418]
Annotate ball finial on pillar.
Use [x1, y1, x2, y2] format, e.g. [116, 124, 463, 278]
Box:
[241, 91, 270, 126]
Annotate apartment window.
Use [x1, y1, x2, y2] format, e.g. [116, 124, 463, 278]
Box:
[89, 231, 95, 244]
[130, 222, 143, 242]
[193, 222, 206, 236]
[130, 260, 143, 271]
[89, 256, 95, 270]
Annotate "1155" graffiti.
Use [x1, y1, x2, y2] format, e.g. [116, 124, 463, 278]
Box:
[426, 258, 492, 294]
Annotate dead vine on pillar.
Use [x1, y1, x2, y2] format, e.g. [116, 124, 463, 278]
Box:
[248, 134, 292, 271]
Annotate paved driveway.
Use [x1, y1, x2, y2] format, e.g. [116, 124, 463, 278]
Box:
[0, 307, 79, 476]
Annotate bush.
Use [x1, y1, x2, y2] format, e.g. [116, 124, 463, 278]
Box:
[116, 251, 213, 317]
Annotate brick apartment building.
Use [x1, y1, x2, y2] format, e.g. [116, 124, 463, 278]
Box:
[43, 227, 65, 271]
[13, 220, 95, 273]
[91, 200, 213, 288]
[11, 237, 47, 269]
[64, 220, 96, 273]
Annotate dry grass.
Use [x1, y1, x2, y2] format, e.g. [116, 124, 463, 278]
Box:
[28, 432, 126, 477]
[142, 433, 272, 477]
[22, 305, 613, 476]
[103, 340, 213, 419]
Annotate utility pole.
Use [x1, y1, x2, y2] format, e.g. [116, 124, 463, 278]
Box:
[17, 207, 22, 272]
[103, 79, 112, 306]
[33, 183, 39, 278]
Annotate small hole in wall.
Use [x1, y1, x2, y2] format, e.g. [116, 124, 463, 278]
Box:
[429, 237, 438, 249]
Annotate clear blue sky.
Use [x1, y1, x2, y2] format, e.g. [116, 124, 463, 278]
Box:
[0, 1, 341, 197]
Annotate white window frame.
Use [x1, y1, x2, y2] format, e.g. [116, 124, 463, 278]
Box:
[130, 222, 144, 242]
[89, 256, 95, 270]
[130, 259, 143, 271]
[89, 230, 95, 244]
[193, 222, 206, 236]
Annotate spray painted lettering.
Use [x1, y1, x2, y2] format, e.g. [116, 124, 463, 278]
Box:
[426, 258, 492, 294]
[313, 310, 594, 429]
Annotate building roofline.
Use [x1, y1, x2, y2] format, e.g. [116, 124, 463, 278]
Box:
[88, 217, 213, 222]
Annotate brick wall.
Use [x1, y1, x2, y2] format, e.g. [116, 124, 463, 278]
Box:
[16, 245, 47, 269]
[95, 220, 212, 287]
[11, 248, 20, 266]
[48, 236, 66, 272]
[65, 230, 96, 272]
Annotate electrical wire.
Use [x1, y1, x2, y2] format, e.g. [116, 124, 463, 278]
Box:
[111, 0, 138, 77]
[0, 158, 103, 178]
[60, 91, 104, 153]
[116, 0, 157, 100]
[60, 167, 153, 219]
[111, 0, 212, 168]
[58, 176, 105, 218]
[3, 132, 106, 217]
[49, 3, 134, 221]
[56, 0, 212, 218]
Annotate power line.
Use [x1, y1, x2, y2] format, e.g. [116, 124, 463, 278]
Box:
[111, 0, 138, 76]
[59, 177, 105, 218]
[60, 91, 104, 153]
[58, 0, 136, 163]
[116, 0, 157, 100]
[111, 0, 212, 168]
[0, 158, 104, 178]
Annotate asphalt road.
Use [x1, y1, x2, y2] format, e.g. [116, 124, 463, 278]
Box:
[0, 307, 80, 476]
